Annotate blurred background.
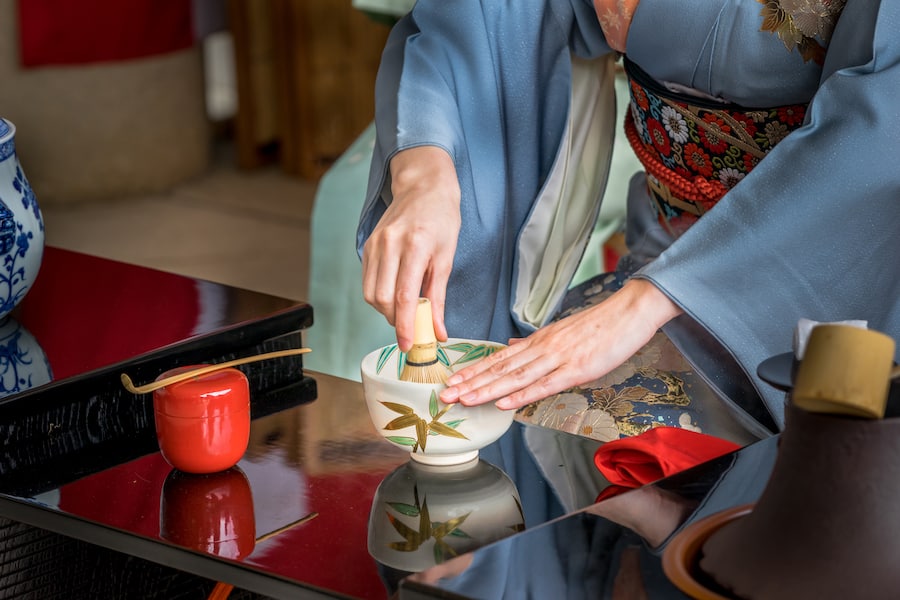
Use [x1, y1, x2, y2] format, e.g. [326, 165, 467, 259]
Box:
[0, 0, 400, 298]
[0, 0, 639, 381]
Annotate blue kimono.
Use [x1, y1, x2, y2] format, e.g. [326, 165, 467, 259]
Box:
[357, 0, 900, 430]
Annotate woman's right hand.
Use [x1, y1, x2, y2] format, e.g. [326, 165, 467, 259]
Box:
[361, 145, 461, 351]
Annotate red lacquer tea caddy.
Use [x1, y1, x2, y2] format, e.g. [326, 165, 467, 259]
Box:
[153, 366, 251, 474]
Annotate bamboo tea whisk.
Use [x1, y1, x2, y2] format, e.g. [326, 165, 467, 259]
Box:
[399, 298, 450, 384]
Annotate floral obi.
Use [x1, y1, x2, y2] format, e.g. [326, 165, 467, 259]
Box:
[623, 58, 808, 238]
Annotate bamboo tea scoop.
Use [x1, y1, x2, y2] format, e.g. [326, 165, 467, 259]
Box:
[120, 348, 311, 394]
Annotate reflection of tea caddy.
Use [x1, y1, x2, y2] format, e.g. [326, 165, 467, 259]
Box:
[160, 467, 319, 556]
[160, 467, 317, 600]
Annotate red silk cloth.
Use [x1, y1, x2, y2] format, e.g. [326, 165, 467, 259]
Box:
[594, 427, 740, 501]
[16, 0, 194, 68]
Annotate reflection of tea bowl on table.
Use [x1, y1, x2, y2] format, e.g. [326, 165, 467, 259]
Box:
[361, 339, 514, 466]
[367, 457, 524, 573]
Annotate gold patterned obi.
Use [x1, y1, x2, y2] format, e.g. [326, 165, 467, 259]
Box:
[623, 58, 809, 238]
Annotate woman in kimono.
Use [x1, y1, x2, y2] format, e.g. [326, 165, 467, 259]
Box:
[357, 0, 900, 437]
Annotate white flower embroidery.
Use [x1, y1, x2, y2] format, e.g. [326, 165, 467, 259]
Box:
[631, 103, 646, 139]
[660, 106, 689, 144]
[778, 0, 846, 39]
[718, 167, 746, 189]
[758, 0, 846, 62]
[678, 412, 702, 433]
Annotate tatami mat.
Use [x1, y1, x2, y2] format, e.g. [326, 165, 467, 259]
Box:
[40, 143, 317, 303]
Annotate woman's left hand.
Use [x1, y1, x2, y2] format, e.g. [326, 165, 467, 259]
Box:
[439, 279, 684, 410]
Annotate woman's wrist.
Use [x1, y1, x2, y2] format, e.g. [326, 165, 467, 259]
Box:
[620, 277, 684, 331]
[389, 146, 458, 202]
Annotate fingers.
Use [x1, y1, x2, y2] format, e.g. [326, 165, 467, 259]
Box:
[443, 348, 576, 411]
[394, 286, 419, 352]
[362, 231, 451, 351]
[361, 224, 429, 349]
[361, 240, 397, 325]
[362, 224, 457, 349]
[426, 289, 448, 342]
[446, 338, 529, 385]
[440, 339, 541, 406]
[360, 149, 461, 349]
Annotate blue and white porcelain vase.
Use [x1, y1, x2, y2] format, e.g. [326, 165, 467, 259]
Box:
[0, 118, 44, 319]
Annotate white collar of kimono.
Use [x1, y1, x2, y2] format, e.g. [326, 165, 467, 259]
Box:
[512, 55, 617, 329]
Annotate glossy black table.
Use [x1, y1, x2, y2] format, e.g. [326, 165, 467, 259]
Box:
[0, 248, 790, 600]
[1, 372, 614, 599]
[400, 367, 900, 598]
[0, 248, 610, 599]
[400, 435, 779, 599]
[0, 247, 311, 597]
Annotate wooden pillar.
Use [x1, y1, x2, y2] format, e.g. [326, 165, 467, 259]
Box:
[229, 0, 391, 180]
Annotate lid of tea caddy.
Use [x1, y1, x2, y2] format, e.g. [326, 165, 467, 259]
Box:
[153, 366, 250, 419]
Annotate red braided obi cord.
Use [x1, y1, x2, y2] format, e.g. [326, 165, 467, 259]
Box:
[623, 58, 807, 238]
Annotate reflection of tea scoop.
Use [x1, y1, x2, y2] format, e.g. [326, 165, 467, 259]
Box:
[368, 458, 524, 573]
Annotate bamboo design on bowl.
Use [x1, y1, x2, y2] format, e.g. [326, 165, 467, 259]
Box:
[380, 390, 468, 452]
[375, 342, 504, 454]
[384, 484, 473, 562]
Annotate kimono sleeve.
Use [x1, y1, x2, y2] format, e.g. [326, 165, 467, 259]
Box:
[637, 0, 900, 429]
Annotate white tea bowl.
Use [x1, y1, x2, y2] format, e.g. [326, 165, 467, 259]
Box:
[361, 338, 514, 466]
